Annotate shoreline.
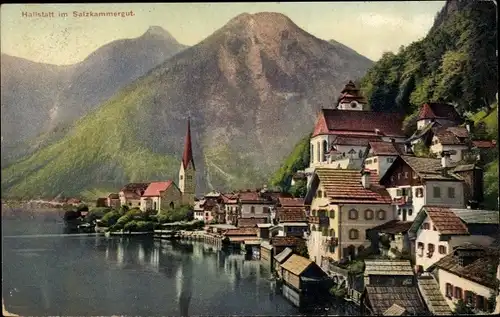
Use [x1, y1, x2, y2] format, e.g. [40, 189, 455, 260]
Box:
[2, 299, 19, 317]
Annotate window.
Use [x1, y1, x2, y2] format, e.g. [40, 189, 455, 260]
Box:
[263, 207, 270, 213]
[404, 172, 409, 179]
[329, 210, 335, 218]
[153, 201, 157, 210]
[323, 140, 328, 162]
[348, 209, 358, 220]
[311, 225, 316, 231]
[465, 291, 475, 306]
[397, 209, 402, 215]
[316, 142, 320, 164]
[250, 206, 255, 213]
[427, 244, 435, 257]
[180, 175, 183, 180]
[377, 210, 386, 220]
[433, 186, 441, 198]
[433, 226, 437, 231]
[373, 158, 378, 163]
[417, 242, 424, 257]
[364, 209, 374, 220]
[448, 187, 455, 198]
[475, 295, 485, 310]
[129, 202, 132, 206]
[415, 188, 424, 198]
[445, 283, 453, 298]
[311, 144, 314, 163]
[408, 209, 413, 216]
[349, 229, 359, 240]
[329, 229, 335, 237]
[387, 158, 394, 163]
[396, 189, 402, 196]
[358, 150, 363, 158]
[391, 176, 395, 182]
[350, 102, 357, 108]
[454, 287, 463, 300]
[366, 159, 372, 164]
[422, 223, 430, 230]
[398, 173, 401, 179]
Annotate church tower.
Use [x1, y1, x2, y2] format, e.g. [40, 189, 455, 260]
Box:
[179, 118, 196, 206]
[336, 80, 367, 111]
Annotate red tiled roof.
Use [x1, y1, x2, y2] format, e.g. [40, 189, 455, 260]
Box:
[368, 141, 405, 156]
[417, 103, 462, 123]
[182, 118, 195, 170]
[237, 217, 268, 227]
[221, 193, 238, 204]
[237, 191, 274, 204]
[271, 236, 304, 247]
[277, 207, 307, 222]
[315, 169, 392, 204]
[224, 228, 258, 236]
[278, 197, 304, 207]
[472, 140, 496, 149]
[424, 206, 469, 235]
[446, 126, 469, 138]
[312, 109, 405, 138]
[333, 136, 381, 146]
[434, 127, 469, 145]
[370, 220, 414, 235]
[142, 181, 173, 197]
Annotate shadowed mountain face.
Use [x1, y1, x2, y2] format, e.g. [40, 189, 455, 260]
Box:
[1, 26, 186, 166]
[2, 12, 373, 199]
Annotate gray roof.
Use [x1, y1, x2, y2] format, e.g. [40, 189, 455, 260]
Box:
[364, 260, 414, 276]
[383, 303, 406, 316]
[281, 222, 308, 226]
[451, 208, 500, 224]
[417, 274, 453, 316]
[365, 286, 429, 315]
[274, 247, 293, 263]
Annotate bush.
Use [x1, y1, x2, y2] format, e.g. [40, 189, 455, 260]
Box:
[123, 220, 138, 232]
[136, 221, 154, 232]
[86, 207, 111, 223]
[158, 204, 194, 223]
[100, 210, 121, 227]
[63, 210, 81, 221]
[76, 204, 89, 212]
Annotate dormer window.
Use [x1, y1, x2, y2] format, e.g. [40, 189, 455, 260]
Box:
[350, 102, 356, 108]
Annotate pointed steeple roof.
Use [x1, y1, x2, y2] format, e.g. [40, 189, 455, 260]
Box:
[182, 118, 195, 170]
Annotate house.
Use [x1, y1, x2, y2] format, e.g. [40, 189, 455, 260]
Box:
[362, 141, 405, 179]
[304, 168, 394, 266]
[366, 220, 414, 258]
[193, 200, 205, 221]
[96, 197, 107, 208]
[237, 189, 274, 221]
[363, 260, 415, 287]
[308, 107, 406, 171]
[450, 208, 499, 236]
[107, 193, 120, 209]
[415, 102, 462, 131]
[223, 228, 258, 245]
[274, 206, 308, 237]
[379, 153, 466, 222]
[428, 243, 500, 313]
[417, 273, 453, 316]
[273, 247, 293, 277]
[256, 223, 273, 239]
[260, 241, 274, 269]
[429, 126, 470, 162]
[222, 193, 239, 225]
[279, 254, 331, 307]
[140, 181, 182, 213]
[277, 197, 304, 208]
[119, 183, 150, 208]
[450, 164, 484, 208]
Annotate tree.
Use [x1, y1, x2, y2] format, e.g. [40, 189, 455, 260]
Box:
[453, 299, 474, 315]
[296, 242, 309, 258]
[289, 179, 307, 198]
[76, 204, 89, 212]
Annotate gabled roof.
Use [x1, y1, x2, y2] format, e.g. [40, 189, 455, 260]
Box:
[408, 206, 469, 237]
[181, 118, 195, 170]
[369, 220, 414, 235]
[380, 155, 462, 183]
[364, 260, 413, 276]
[223, 228, 258, 236]
[417, 275, 452, 316]
[450, 208, 499, 224]
[429, 243, 500, 289]
[433, 127, 469, 145]
[368, 141, 405, 156]
[120, 183, 150, 199]
[280, 254, 314, 276]
[311, 109, 405, 138]
[276, 207, 307, 222]
[472, 139, 497, 149]
[142, 181, 174, 197]
[237, 191, 274, 204]
[417, 102, 462, 123]
[274, 247, 293, 264]
[364, 286, 429, 316]
[308, 169, 392, 205]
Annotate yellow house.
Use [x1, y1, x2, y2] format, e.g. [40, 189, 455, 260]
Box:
[304, 168, 395, 267]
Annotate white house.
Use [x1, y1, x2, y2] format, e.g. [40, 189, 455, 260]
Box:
[415, 102, 462, 131]
[362, 141, 405, 179]
[237, 190, 274, 221]
[428, 243, 499, 314]
[429, 126, 470, 162]
[119, 183, 150, 208]
[379, 153, 466, 222]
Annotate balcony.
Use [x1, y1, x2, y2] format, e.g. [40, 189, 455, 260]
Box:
[392, 196, 413, 206]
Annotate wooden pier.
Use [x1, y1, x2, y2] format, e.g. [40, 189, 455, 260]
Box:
[153, 230, 224, 249]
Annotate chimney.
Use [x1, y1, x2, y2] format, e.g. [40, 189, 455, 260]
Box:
[361, 169, 371, 189]
[441, 151, 451, 169]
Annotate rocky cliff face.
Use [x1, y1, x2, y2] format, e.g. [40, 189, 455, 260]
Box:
[2, 12, 373, 198]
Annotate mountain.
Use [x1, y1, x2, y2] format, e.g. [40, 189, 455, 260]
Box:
[359, 0, 497, 117]
[1, 12, 374, 199]
[1, 26, 186, 166]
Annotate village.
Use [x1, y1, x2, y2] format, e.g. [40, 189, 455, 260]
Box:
[65, 81, 499, 315]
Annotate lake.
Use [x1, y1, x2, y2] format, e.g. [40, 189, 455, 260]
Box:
[2, 210, 357, 316]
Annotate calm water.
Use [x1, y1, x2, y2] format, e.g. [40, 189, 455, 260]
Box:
[2, 211, 356, 316]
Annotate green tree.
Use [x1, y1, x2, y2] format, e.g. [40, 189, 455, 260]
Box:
[289, 179, 307, 198]
[453, 299, 474, 315]
[296, 242, 309, 258]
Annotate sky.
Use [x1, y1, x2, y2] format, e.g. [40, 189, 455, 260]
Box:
[1, 2, 446, 65]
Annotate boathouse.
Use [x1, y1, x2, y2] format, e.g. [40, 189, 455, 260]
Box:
[280, 254, 331, 307]
[273, 247, 293, 278]
[260, 241, 274, 268]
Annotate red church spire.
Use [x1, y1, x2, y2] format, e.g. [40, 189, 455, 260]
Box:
[182, 118, 195, 170]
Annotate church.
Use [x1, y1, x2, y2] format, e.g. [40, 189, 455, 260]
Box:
[117, 118, 197, 213]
